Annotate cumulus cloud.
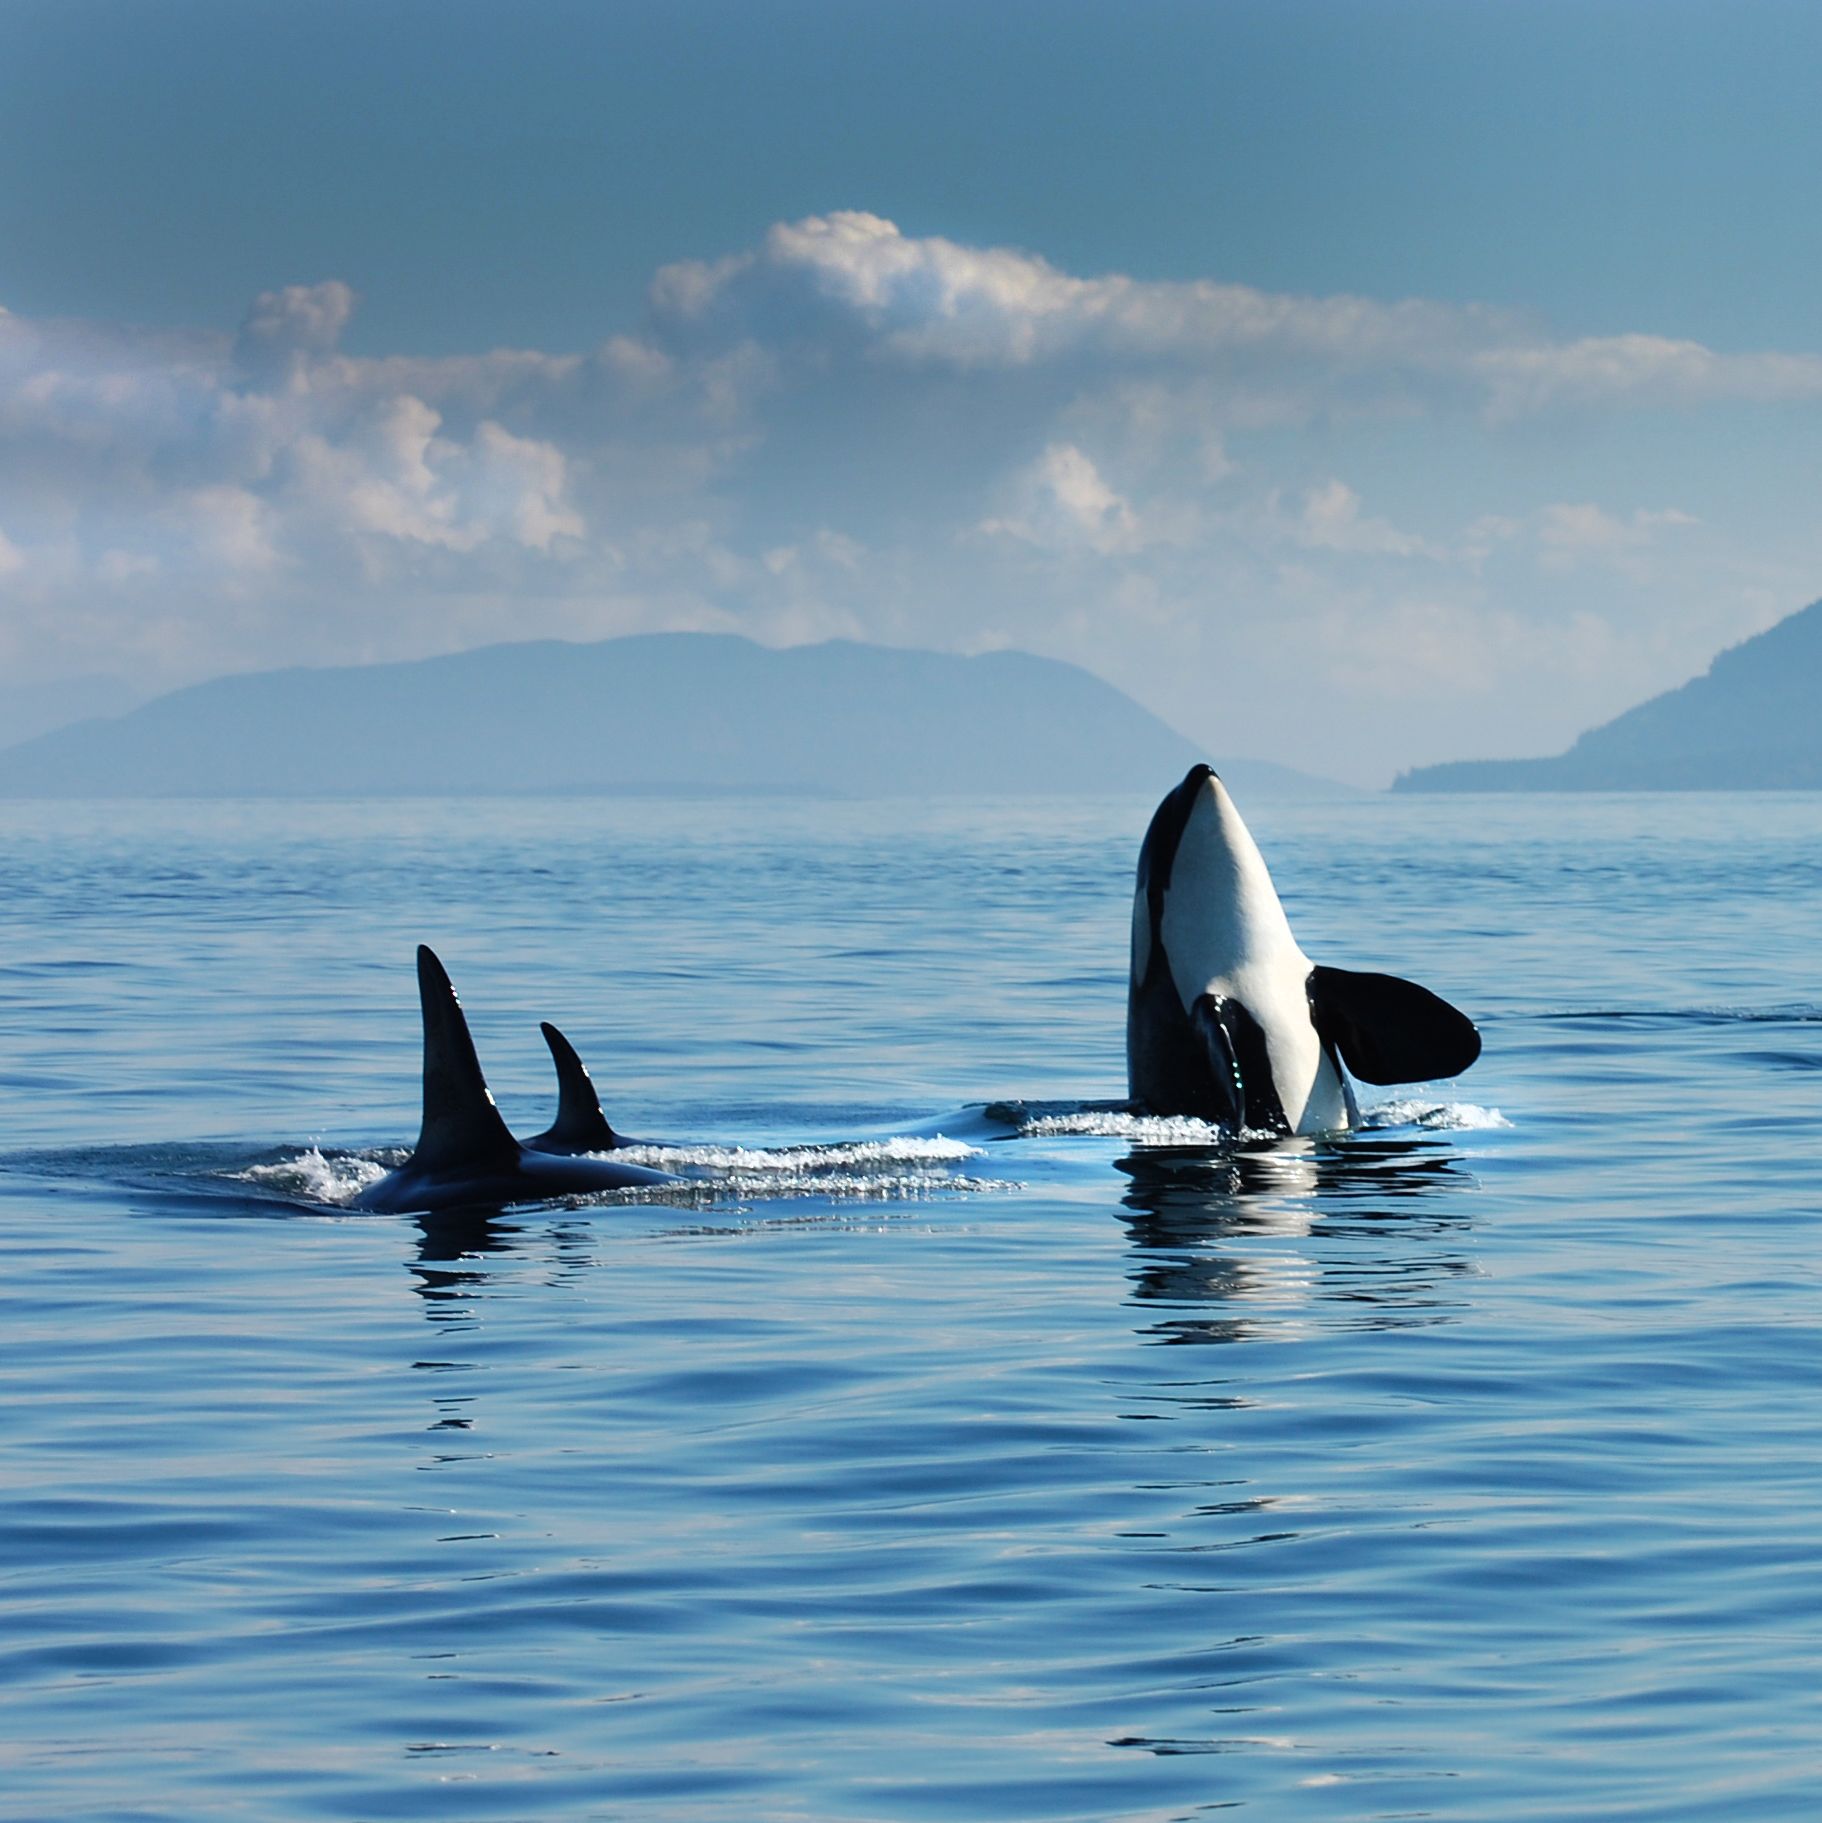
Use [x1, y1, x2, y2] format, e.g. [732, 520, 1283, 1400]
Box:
[0, 283, 608, 614]
[1534, 502, 1699, 578]
[1293, 480, 1442, 560]
[3, 209, 1820, 781]
[180, 485, 281, 574]
[278, 396, 585, 561]
[1476, 335, 1822, 417]
[234, 281, 357, 383]
[649, 209, 1510, 380]
[643, 210, 1822, 417]
[980, 443, 1146, 554]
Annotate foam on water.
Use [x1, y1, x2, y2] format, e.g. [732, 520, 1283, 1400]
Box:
[234, 1146, 393, 1203]
[1362, 1098, 1513, 1131]
[613, 1135, 982, 1171]
[232, 1134, 1008, 1207]
[1019, 1109, 1229, 1144]
[623, 1135, 1015, 1200]
[1014, 1101, 1511, 1141]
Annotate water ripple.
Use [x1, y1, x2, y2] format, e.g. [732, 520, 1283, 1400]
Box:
[4, 793, 1822, 1820]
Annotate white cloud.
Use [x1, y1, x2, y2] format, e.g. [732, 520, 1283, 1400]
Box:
[1534, 502, 1699, 578]
[1537, 501, 1698, 552]
[1294, 480, 1442, 560]
[234, 281, 357, 383]
[982, 442, 1146, 555]
[650, 209, 1508, 379]
[645, 212, 1822, 423]
[181, 485, 280, 573]
[96, 547, 159, 584]
[1476, 335, 1822, 417]
[3, 210, 1820, 779]
[460, 422, 585, 552]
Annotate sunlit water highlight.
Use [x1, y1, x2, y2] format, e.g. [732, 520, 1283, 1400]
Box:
[3, 791, 1821, 1820]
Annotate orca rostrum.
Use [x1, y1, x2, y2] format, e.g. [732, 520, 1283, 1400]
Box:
[352, 947, 677, 1213]
[1127, 764, 1481, 1135]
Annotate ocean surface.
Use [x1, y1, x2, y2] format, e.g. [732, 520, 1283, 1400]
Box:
[2, 789, 1819, 1822]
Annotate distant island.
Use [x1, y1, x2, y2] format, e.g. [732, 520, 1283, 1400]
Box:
[0, 634, 1345, 800]
[0, 675, 144, 750]
[1396, 596, 1822, 791]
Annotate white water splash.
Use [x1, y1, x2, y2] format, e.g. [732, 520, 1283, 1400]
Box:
[619, 1135, 1013, 1199]
[233, 1134, 1009, 1208]
[1362, 1100, 1512, 1131]
[234, 1147, 391, 1205]
[1019, 1110, 1231, 1145]
[611, 1135, 982, 1172]
[1021, 1101, 1510, 1141]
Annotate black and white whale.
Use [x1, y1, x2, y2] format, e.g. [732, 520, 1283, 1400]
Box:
[1128, 764, 1481, 1134]
[352, 947, 678, 1213]
[523, 1021, 622, 1156]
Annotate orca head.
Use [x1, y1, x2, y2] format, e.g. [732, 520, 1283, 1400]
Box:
[1128, 763, 1483, 1134]
[1128, 764, 1318, 1134]
[1134, 764, 1303, 1006]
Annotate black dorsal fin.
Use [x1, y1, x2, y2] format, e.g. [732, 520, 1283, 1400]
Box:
[524, 1021, 620, 1154]
[410, 946, 521, 1173]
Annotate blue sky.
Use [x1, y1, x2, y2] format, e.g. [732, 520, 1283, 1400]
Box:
[3, 0, 1821, 782]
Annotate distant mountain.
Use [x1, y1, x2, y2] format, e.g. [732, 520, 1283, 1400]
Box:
[0, 675, 145, 750]
[1395, 598, 1822, 791]
[1205, 756, 1359, 800]
[0, 635, 1347, 800]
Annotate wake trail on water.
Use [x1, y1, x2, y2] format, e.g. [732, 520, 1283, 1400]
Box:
[234, 1133, 1014, 1208]
[1360, 1099, 1512, 1131]
[6, 1100, 1504, 1217]
[234, 1094, 1509, 1212]
[985, 1098, 1510, 1142]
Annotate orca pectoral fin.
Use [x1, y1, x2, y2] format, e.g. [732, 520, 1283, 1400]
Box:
[1307, 965, 1481, 1086]
[411, 946, 521, 1174]
[1189, 993, 1247, 1130]
[526, 1021, 620, 1154]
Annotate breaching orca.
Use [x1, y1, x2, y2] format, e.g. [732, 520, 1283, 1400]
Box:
[352, 947, 678, 1213]
[1127, 764, 1480, 1135]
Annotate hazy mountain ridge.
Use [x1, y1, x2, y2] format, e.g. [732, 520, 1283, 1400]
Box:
[0, 675, 146, 750]
[1395, 598, 1822, 791]
[0, 635, 1345, 800]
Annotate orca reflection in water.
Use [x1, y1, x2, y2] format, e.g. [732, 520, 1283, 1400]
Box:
[1128, 764, 1480, 1135]
[1116, 1137, 1479, 1345]
[352, 948, 678, 1214]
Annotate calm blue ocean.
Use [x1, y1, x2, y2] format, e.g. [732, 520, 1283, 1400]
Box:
[2, 790, 1820, 1821]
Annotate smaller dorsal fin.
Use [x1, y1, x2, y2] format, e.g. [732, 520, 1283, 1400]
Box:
[524, 1021, 620, 1154]
[410, 946, 521, 1173]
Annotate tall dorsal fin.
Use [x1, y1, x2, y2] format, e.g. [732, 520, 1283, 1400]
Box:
[410, 946, 521, 1173]
[524, 1021, 620, 1154]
